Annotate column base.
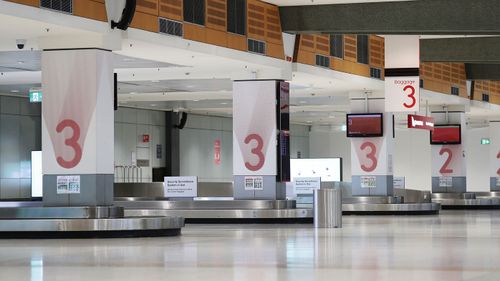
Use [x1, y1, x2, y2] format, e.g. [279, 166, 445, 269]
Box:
[432, 176, 466, 193]
[43, 174, 114, 206]
[233, 175, 285, 200]
[351, 175, 394, 196]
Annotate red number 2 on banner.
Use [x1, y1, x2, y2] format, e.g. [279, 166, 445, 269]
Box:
[403, 85, 416, 108]
[497, 150, 500, 175]
[360, 141, 378, 172]
[56, 119, 82, 169]
[439, 147, 454, 174]
[244, 134, 265, 171]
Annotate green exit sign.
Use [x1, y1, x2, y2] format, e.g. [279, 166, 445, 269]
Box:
[29, 89, 42, 103]
[481, 138, 491, 145]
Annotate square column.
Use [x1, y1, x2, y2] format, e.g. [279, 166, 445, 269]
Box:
[489, 121, 500, 191]
[42, 49, 114, 206]
[232, 80, 290, 200]
[350, 98, 394, 196]
[430, 112, 467, 193]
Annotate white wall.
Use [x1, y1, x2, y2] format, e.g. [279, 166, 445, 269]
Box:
[114, 107, 166, 182]
[179, 114, 310, 182]
[309, 127, 351, 181]
[179, 115, 233, 182]
[309, 126, 491, 192]
[466, 127, 490, 191]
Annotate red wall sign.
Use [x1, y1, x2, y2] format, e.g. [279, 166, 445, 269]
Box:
[142, 134, 150, 143]
[408, 115, 435, 131]
[214, 139, 221, 165]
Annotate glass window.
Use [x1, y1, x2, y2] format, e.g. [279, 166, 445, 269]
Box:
[183, 0, 205, 25]
[227, 0, 246, 35]
[357, 35, 369, 64]
[330, 35, 343, 58]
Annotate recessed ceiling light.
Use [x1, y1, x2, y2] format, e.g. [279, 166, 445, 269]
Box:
[123, 58, 135, 62]
[150, 104, 157, 107]
[130, 92, 137, 95]
[17, 61, 24, 64]
[328, 115, 335, 119]
[10, 90, 19, 93]
[221, 102, 228, 105]
[193, 100, 200, 102]
[151, 80, 160, 83]
[299, 101, 307, 104]
[307, 121, 312, 123]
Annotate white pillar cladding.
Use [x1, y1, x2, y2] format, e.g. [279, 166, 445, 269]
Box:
[430, 112, 467, 193]
[42, 49, 114, 206]
[384, 35, 421, 113]
[350, 97, 394, 196]
[489, 121, 500, 191]
[232, 80, 290, 200]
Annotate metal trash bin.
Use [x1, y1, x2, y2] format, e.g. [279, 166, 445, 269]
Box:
[313, 188, 342, 228]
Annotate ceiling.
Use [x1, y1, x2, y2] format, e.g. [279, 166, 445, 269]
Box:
[0, 3, 499, 130]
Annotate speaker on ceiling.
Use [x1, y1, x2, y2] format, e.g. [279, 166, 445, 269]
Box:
[176, 112, 188, 129]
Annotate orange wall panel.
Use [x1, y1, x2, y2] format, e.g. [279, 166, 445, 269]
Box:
[5, 0, 38, 7]
[130, 11, 158, 32]
[227, 33, 247, 52]
[137, 0, 159, 16]
[73, 0, 107, 22]
[183, 23, 207, 43]
[267, 42, 284, 59]
[206, 0, 226, 31]
[205, 28, 227, 47]
[296, 50, 315, 65]
[159, 0, 183, 21]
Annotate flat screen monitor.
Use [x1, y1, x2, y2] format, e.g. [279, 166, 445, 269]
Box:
[290, 158, 342, 182]
[346, 113, 384, 138]
[430, 125, 461, 145]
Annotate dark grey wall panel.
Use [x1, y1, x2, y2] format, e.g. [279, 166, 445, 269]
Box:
[280, 0, 500, 35]
[0, 96, 41, 199]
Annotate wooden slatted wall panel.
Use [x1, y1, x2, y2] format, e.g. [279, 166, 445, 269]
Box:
[264, 5, 282, 45]
[205, 0, 227, 47]
[369, 35, 384, 68]
[247, 0, 266, 41]
[73, 0, 107, 22]
[343, 35, 357, 62]
[206, 0, 226, 31]
[159, 0, 183, 21]
[315, 35, 329, 56]
[420, 62, 467, 98]
[5, 0, 38, 7]
[137, 0, 159, 15]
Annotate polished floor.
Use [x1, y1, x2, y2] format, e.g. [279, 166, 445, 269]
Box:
[1, 211, 500, 281]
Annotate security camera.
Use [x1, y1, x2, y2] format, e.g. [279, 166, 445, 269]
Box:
[16, 39, 27, 50]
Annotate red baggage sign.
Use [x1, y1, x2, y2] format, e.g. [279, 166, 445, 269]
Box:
[408, 114, 435, 131]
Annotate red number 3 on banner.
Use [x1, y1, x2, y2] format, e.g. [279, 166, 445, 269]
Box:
[244, 134, 265, 171]
[403, 85, 416, 109]
[360, 141, 378, 172]
[56, 119, 82, 169]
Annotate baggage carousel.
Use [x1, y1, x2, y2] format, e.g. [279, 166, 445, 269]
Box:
[432, 192, 500, 209]
[112, 182, 440, 221]
[0, 203, 184, 238]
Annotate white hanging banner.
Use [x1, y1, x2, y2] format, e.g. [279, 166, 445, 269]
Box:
[233, 81, 278, 176]
[384, 35, 420, 112]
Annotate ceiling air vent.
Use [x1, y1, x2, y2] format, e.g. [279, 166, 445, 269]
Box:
[315, 54, 330, 68]
[40, 0, 72, 14]
[248, 39, 266, 55]
[159, 18, 183, 37]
